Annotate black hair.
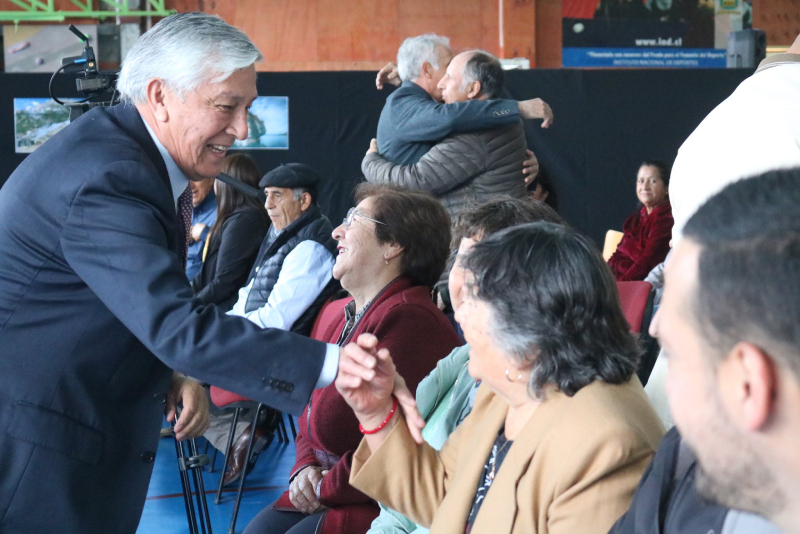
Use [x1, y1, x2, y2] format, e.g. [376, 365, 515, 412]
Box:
[451, 196, 564, 250]
[683, 168, 800, 377]
[464, 222, 640, 398]
[210, 153, 265, 244]
[640, 160, 672, 188]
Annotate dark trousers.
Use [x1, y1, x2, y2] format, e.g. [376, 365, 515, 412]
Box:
[242, 505, 322, 534]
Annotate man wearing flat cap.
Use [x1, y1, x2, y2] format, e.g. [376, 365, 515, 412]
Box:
[205, 163, 339, 484]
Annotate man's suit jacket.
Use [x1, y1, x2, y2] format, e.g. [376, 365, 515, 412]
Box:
[351, 378, 665, 534]
[0, 104, 326, 533]
[375, 80, 521, 166]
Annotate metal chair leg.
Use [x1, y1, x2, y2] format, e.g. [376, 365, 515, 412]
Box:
[216, 407, 241, 504]
[174, 435, 200, 534]
[277, 413, 289, 443]
[228, 404, 264, 534]
[209, 446, 218, 473]
[188, 438, 213, 534]
[287, 413, 297, 441]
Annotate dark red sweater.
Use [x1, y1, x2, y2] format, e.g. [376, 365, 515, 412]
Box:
[273, 276, 461, 534]
[609, 200, 673, 281]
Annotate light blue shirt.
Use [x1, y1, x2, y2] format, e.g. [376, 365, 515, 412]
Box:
[229, 239, 335, 330]
[140, 113, 340, 388]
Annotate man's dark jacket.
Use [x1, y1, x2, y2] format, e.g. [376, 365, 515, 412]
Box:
[609, 427, 783, 534]
[243, 204, 339, 335]
[0, 104, 327, 533]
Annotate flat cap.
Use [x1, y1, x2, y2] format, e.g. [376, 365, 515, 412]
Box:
[259, 163, 321, 190]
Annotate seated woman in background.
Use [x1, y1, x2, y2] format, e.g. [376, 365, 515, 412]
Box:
[367, 197, 564, 534]
[243, 184, 462, 534]
[339, 222, 665, 534]
[608, 161, 673, 281]
[191, 153, 269, 310]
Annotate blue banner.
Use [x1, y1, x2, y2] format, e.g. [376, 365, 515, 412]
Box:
[563, 47, 726, 68]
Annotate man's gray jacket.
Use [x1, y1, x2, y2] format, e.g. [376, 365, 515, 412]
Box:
[362, 120, 527, 221]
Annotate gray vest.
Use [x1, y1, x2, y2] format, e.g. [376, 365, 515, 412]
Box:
[244, 205, 339, 335]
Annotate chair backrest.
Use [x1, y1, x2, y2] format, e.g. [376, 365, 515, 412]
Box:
[617, 280, 653, 334]
[309, 296, 350, 342]
[603, 229, 624, 261]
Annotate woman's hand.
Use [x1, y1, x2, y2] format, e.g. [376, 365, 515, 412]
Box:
[336, 334, 396, 424]
[289, 466, 329, 514]
[336, 334, 426, 444]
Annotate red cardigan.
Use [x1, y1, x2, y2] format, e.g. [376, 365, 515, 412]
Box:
[609, 200, 673, 281]
[273, 276, 461, 534]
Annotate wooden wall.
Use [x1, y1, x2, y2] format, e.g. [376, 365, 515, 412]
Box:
[167, 0, 562, 69]
[165, 0, 797, 71]
[1, 0, 792, 71]
[753, 0, 800, 49]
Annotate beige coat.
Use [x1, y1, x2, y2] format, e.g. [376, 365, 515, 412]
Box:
[351, 377, 664, 534]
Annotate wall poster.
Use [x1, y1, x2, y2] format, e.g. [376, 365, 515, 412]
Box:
[562, 0, 752, 67]
[233, 96, 289, 150]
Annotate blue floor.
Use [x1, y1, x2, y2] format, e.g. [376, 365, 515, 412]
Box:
[137, 427, 296, 534]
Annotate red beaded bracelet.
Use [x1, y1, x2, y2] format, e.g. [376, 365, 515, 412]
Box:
[359, 397, 399, 435]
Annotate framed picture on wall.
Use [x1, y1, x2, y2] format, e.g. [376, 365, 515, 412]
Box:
[233, 96, 289, 150]
[13, 98, 75, 154]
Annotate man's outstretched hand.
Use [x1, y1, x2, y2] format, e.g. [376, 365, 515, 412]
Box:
[376, 62, 401, 90]
[518, 98, 554, 128]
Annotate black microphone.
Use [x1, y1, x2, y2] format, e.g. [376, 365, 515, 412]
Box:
[216, 172, 266, 203]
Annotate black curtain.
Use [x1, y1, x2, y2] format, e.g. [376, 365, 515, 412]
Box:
[0, 68, 752, 244]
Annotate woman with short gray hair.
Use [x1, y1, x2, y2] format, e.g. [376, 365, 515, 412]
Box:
[337, 222, 665, 534]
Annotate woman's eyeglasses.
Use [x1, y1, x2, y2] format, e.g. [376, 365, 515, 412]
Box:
[343, 207, 386, 229]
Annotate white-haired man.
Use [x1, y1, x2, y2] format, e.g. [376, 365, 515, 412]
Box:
[363, 50, 528, 222]
[373, 33, 552, 168]
[0, 13, 406, 533]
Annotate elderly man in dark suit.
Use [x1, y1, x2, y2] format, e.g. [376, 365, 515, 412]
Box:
[0, 13, 406, 534]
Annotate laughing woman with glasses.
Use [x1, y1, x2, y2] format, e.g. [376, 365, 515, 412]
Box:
[244, 184, 461, 534]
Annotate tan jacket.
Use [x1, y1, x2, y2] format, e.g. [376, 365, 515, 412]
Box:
[351, 378, 664, 534]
